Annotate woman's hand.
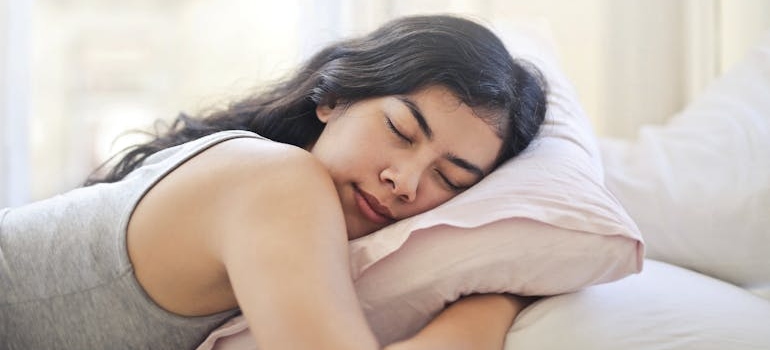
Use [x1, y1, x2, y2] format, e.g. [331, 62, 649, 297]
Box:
[384, 294, 537, 350]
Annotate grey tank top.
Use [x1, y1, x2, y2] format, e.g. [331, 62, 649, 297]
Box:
[0, 130, 263, 349]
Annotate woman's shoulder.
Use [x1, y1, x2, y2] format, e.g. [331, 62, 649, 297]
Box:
[148, 136, 337, 216]
[126, 136, 340, 315]
[132, 136, 335, 234]
[190, 136, 330, 187]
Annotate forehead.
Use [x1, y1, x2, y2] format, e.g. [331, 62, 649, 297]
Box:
[396, 85, 503, 173]
[410, 85, 463, 110]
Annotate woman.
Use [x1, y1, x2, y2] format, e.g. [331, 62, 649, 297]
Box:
[0, 15, 546, 349]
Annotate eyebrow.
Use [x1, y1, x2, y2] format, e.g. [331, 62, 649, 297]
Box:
[447, 153, 485, 179]
[395, 96, 486, 180]
[396, 96, 433, 139]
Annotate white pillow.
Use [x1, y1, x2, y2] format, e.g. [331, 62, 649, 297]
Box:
[197, 20, 644, 349]
[505, 259, 770, 350]
[599, 31, 770, 300]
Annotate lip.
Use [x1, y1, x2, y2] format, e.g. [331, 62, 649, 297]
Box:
[353, 185, 395, 225]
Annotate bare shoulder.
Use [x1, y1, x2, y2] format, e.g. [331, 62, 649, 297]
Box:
[174, 137, 342, 225]
[194, 137, 333, 190]
[127, 136, 339, 317]
[139, 137, 334, 224]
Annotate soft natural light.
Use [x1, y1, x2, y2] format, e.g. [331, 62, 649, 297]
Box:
[1, 0, 768, 206]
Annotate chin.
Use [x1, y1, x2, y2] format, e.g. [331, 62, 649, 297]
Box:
[347, 228, 368, 241]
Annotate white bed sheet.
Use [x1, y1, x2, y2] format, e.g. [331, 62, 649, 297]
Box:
[504, 259, 770, 350]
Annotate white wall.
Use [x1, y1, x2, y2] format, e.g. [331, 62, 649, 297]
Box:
[720, 0, 770, 71]
[600, 0, 687, 137]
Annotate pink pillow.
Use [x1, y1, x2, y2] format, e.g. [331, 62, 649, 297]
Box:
[197, 20, 644, 349]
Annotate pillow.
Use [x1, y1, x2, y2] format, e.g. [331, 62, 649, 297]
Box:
[196, 19, 644, 349]
[505, 259, 770, 350]
[201, 261, 770, 350]
[599, 30, 770, 300]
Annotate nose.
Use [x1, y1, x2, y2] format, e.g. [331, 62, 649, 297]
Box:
[380, 165, 421, 203]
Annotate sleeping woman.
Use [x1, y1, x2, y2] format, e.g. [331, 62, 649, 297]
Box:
[0, 14, 547, 350]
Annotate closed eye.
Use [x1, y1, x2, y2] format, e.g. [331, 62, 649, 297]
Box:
[385, 117, 412, 144]
[434, 169, 466, 192]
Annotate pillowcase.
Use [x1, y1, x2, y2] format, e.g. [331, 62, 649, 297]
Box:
[599, 30, 770, 300]
[505, 259, 770, 350]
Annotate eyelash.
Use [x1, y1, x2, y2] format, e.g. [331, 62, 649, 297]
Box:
[435, 170, 464, 192]
[385, 117, 412, 144]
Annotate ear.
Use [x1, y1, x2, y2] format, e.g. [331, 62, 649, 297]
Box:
[316, 103, 334, 123]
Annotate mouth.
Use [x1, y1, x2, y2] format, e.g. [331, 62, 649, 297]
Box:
[353, 185, 395, 225]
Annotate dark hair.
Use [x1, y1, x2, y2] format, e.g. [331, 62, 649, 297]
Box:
[85, 14, 547, 185]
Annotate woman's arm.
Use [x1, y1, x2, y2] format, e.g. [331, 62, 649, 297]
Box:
[215, 141, 380, 350]
[385, 294, 536, 350]
[128, 138, 379, 350]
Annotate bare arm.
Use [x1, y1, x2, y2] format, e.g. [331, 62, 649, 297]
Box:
[385, 294, 536, 350]
[215, 142, 380, 350]
[128, 138, 379, 350]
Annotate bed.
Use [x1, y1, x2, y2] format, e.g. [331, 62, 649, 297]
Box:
[197, 20, 770, 350]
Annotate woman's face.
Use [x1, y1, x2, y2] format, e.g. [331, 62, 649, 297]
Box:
[311, 85, 503, 240]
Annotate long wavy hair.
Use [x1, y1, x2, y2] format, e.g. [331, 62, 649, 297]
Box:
[85, 14, 547, 185]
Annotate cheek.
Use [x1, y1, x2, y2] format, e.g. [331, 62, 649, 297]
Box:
[315, 141, 379, 182]
[406, 181, 454, 215]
